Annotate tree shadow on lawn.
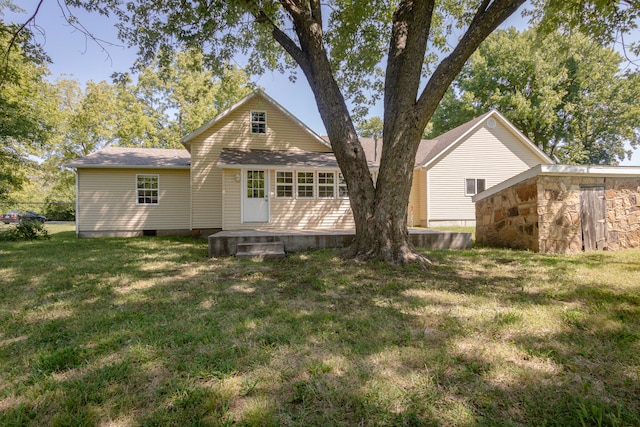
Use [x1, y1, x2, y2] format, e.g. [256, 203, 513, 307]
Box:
[1, 239, 639, 425]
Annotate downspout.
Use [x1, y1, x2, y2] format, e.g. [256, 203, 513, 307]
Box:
[74, 169, 79, 238]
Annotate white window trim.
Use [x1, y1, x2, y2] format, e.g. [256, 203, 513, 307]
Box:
[317, 171, 336, 199]
[136, 174, 160, 206]
[296, 170, 315, 199]
[250, 110, 267, 135]
[275, 170, 294, 199]
[464, 177, 486, 197]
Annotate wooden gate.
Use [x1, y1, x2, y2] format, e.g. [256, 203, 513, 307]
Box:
[580, 186, 607, 251]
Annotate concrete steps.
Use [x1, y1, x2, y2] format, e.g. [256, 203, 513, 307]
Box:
[235, 241, 285, 259]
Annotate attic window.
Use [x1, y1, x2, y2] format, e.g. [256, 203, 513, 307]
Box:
[251, 111, 266, 134]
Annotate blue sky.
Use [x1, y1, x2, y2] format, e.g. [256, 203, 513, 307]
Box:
[5, 1, 639, 165]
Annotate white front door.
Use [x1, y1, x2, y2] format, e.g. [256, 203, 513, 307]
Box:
[243, 170, 269, 223]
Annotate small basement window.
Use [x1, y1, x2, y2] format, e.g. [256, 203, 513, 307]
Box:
[465, 178, 486, 196]
[137, 174, 159, 204]
[251, 111, 266, 134]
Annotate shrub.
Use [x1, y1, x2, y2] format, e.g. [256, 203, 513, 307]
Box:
[43, 202, 75, 221]
[0, 220, 50, 241]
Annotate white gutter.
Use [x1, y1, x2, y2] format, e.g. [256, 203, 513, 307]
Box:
[67, 165, 190, 170]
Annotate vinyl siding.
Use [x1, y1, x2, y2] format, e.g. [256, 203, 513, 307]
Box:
[77, 168, 190, 232]
[190, 94, 331, 229]
[408, 169, 428, 227]
[427, 121, 547, 225]
[222, 169, 354, 230]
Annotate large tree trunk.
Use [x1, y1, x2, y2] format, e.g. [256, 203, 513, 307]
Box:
[268, 0, 525, 264]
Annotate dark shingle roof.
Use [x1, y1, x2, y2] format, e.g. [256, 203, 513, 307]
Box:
[68, 147, 191, 168]
[356, 112, 492, 167]
[217, 149, 340, 168]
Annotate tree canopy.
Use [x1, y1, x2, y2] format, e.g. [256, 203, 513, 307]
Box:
[429, 27, 640, 165]
[0, 18, 52, 201]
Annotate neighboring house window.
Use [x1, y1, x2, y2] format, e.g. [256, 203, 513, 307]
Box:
[297, 171, 314, 198]
[137, 174, 159, 205]
[276, 171, 293, 198]
[338, 172, 348, 198]
[465, 178, 486, 196]
[318, 172, 335, 198]
[251, 111, 266, 134]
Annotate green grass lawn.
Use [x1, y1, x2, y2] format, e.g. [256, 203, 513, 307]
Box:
[1, 224, 639, 426]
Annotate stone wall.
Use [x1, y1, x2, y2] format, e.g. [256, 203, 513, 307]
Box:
[476, 174, 640, 254]
[536, 176, 599, 253]
[476, 176, 540, 251]
[605, 177, 640, 250]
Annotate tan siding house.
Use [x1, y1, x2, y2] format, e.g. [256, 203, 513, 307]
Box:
[69, 149, 191, 237]
[69, 91, 552, 237]
[423, 115, 550, 226]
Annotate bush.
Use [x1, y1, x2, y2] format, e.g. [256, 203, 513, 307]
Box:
[0, 220, 50, 241]
[43, 202, 75, 221]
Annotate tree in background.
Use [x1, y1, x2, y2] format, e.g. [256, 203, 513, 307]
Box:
[127, 52, 254, 148]
[0, 17, 52, 201]
[429, 27, 640, 164]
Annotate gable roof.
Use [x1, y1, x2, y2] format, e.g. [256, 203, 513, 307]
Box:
[341, 110, 551, 169]
[418, 110, 552, 168]
[181, 89, 331, 150]
[67, 147, 191, 169]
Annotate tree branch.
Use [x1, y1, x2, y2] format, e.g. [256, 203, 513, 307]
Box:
[383, 0, 436, 134]
[1, 0, 45, 83]
[416, 0, 525, 123]
[242, 0, 309, 69]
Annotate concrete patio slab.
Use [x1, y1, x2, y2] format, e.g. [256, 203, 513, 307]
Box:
[208, 228, 472, 257]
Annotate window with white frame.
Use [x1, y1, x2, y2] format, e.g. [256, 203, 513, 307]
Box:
[465, 178, 486, 196]
[338, 172, 348, 198]
[276, 171, 293, 198]
[297, 171, 314, 198]
[137, 174, 159, 205]
[251, 111, 266, 134]
[318, 172, 335, 198]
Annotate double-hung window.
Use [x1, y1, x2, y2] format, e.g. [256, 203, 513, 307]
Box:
[137, 174, 159, 205]
[251, 111, 266, 134]
[318, 172, 335, 198]
[465, 178, 486, 196]
[297, 172, 314, 198]
[276, 171, 293, 198]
